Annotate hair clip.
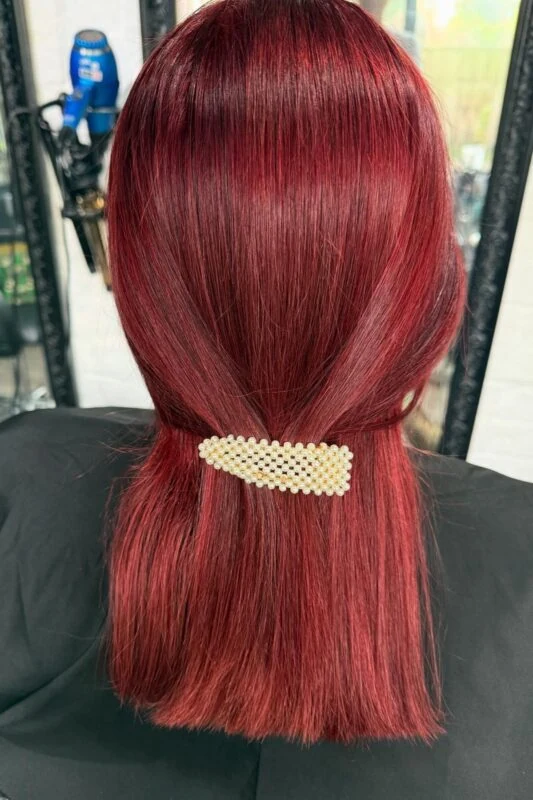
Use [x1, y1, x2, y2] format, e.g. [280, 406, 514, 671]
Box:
[198, 435, 353, 495]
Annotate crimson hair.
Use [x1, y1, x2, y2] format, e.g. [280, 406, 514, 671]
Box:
[107, 0, 465, 744]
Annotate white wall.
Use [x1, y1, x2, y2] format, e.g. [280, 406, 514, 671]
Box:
[24, 0, 151, 408]
[467, 164, 533, 481]
[176, 0, 205, 22]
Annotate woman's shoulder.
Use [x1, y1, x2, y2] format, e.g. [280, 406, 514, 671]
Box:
[1, 410, 530, 556]
[0, 405, 154, 457]
[416, 449, 533, 566]
[0, 404, 155, 495]
[0, 407, 153, 715]
[416, 450, 533, 640]
[417, 448, 533, 538]
[0, 405, 154, 504]
[1, 408, 530, 541]
[0, 405, 154, 601]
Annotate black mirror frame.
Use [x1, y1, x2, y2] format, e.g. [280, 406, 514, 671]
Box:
[441, 0, 533, 457]
[0, 0, 76, 407]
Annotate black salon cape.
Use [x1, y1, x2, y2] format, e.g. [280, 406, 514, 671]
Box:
[0, 408, 532, 800]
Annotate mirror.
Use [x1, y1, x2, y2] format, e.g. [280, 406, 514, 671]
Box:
[0, 95, 54, 422]
[360, 0, 522, 449]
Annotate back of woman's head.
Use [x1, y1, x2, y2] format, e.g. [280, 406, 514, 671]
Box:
[107, 0, 465, 743]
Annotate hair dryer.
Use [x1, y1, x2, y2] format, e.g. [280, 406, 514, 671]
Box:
[61, 30, 119, 144]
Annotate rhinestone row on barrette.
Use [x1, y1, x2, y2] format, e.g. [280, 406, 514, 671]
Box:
[198, 435, 353, 495]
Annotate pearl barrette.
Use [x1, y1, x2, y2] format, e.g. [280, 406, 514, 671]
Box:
[198, 435, 353, 496]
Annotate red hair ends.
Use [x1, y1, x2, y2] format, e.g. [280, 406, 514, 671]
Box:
[107, 0, 465, 744]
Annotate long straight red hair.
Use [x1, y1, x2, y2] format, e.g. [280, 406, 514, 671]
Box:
[107, 0, 465, 744]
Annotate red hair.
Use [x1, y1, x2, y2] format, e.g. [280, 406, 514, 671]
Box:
[107, 0, 465, 743]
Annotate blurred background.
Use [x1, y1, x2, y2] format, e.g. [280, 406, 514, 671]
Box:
[0, 0, 532, 480]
